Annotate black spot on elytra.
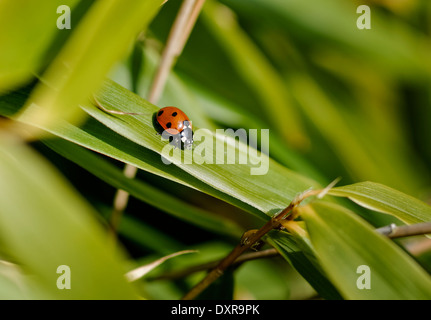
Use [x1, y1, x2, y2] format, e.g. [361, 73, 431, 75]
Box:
[172, 112, 177, 117]
[158, 110, 164, 116]
[166, 122, 172, 128]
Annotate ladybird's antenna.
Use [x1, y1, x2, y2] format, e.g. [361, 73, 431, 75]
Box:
[92, 95, 147, 116]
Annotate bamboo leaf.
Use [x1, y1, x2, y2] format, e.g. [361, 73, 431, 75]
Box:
[4, 80, 320, 220]
[125, 250, 198, 282]
[300, 201, 431, 299]
[83, 80, 319, 217]
[0, 85, 264, 219]
[267, 230, 342, 300]
[0, 139, 137, 299]
[0, 0, 80, 92]
[17, 0, 164, 130]
[328, 181, 431, 224]
[43, 138, 244, 238]
[0, 260, 32, 299]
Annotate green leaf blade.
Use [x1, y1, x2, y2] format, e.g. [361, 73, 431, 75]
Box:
[0, 0, 80, 92]
[329, 181, 431, 224]
[300, 201, 431, 299]
[0, 140, 137, 299]
[43, 138, 244, 239]
[18, 0, 164, 129]
[267, 230, 343, 300]
[84, 80, 319, 217]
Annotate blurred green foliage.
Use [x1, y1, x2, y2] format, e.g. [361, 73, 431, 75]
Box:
[0, 0, 431, 300]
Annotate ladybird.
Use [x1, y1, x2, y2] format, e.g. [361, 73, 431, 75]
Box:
[154, 106, 193, 149]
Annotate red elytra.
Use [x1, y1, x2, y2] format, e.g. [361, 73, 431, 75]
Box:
[156, 106, 192, 135]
